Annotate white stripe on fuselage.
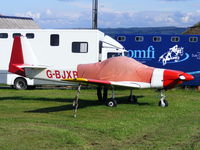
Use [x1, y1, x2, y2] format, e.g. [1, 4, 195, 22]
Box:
[151, 68, 165, 88]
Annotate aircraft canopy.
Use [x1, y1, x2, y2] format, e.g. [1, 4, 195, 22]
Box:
[77, 56, 154, 83]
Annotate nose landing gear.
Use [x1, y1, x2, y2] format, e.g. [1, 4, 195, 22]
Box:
[158, 90, 168, 107]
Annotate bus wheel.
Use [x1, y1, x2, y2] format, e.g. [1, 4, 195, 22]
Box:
[14, 78, 28, 90]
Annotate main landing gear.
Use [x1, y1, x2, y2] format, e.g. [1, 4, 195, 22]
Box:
[97, 86, 138, 107]
[97, 87, 169, 107]
[158, 90, 168, 107]
[73, 86, 169, 117]
[97, 86, 117, 107]
[97, 86, 108, 103]
[128, 89, 138, 104]
[106, 86, 117, 107]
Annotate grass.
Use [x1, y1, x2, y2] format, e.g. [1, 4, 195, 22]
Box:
[0, 87, 199, 150]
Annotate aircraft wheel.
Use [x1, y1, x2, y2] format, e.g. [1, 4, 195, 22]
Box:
[14, 78, 28, 90]
[106, 99, 117, 107]
[158, 99, 168, 107]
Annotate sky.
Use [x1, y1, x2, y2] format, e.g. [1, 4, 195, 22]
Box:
[1, 0, 200, 28]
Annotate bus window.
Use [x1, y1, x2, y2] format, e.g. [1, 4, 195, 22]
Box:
[50, 34, 59, 46]
[107, 52, 122, 58]
[153, 36, 161, 42]
[26, 33, 35, 39]
[0, 33, 8, 38]
[72, 42, 88, 53]
[189, 37, 198, 42]
[117, 36, 126, 42]
[135, 36, 144, 42]
[171, 36, 180, 42]
[13, 33, 21, 38]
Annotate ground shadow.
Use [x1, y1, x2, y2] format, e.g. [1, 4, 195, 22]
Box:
[0, 94, 150, 113]
[25, 95, 150, 113]
[116, 95, 150, 106]
[0, 96, 71, 102]
[25, 98, 102, 113]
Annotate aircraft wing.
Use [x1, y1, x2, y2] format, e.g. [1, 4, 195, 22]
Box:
[62, 78, 151, 88]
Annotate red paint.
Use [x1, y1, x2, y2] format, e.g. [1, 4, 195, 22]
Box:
[55, 70, 61, 79]
[66, 71, 72, 78]
[163, 70, 194, 89]
[181, 73, 194, 81]
[73, 71, 78, 78]
[9, 36, 25, 76]
[46, 70, 78, 79]
[61, 71, 66, 79]
[46, 70, 53, 78]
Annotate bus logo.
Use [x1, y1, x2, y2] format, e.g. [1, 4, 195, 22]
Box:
[159, 45, 189, 66]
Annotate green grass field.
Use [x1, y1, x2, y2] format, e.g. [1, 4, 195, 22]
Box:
[0, 87, 199, 150]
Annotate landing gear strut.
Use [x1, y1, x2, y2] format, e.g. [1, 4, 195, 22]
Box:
[106, 86, 117, 107]
[128, 89, 138, 104]
[97, 86, 108, 102]
[158, 90, 168, 107]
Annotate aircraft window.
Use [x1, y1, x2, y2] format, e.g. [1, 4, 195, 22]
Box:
[72, 42, 88, 53]
[117, 36, 126, 42]
[13, 33, 21, 38]
[153, 36, 161, 42]
[171, 36, 180, 42]
[0, 33, 8, 38]
[26, 33, 34, 39]
[107, 52, 122, 58]
[50, 34, 59, 46]
[135, 36, 144, 42]
[189, 37, 198, 42]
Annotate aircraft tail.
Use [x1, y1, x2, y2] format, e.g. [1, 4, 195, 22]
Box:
[9, 36, 45, 77]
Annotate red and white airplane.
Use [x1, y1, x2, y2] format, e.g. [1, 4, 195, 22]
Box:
[9, 36, 194, 111]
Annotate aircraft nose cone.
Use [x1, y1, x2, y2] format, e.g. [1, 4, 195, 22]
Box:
[180, 73, 194, 81]
[163, 69, 194, 89]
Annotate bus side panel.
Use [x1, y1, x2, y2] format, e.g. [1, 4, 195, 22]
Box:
[115, 34, 200, 86]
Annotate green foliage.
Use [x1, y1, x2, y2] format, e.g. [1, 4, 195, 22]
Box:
[0, 88, 199, 150]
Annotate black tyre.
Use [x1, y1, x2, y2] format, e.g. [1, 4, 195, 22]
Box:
[106, 99, 117, 107]
[14, 78, 28, 90]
